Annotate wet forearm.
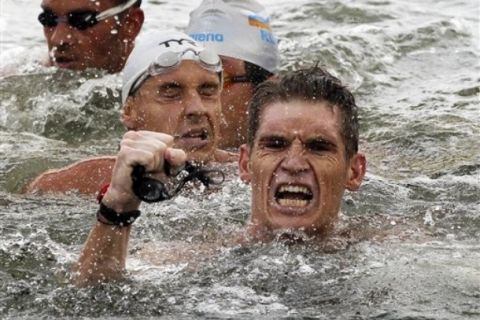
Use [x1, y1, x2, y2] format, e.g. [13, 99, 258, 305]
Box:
[72, 223, 131, 286]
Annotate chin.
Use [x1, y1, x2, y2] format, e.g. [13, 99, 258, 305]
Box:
[267, 211, 335, 236]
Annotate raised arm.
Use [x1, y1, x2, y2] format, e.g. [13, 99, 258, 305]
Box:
[71, 130, 187, 286]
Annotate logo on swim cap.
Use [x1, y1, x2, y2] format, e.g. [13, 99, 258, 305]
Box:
[260, 30, 276, 44]
[248, 14, 271, 31]
[190, 33, 224, 42]
[158, 38, 197, 48]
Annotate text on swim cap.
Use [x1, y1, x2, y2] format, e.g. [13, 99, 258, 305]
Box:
[190, 33, 224, 42]
[190, 31, 275, 45]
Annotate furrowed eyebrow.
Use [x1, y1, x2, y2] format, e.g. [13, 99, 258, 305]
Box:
[304, 137, 337, 150]
[258, 134, 286, 142]
[306, 136, 336, 144]
[158, 82, 182, 90]
[257, 135, 290, 148]
[199, 81, 220, 89]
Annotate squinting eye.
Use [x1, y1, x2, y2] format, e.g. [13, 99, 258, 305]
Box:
[200, 85, 219, 97]
[159, 87, 180, 98]
[306, 140, 332, 152]
[265, 138, 288, 149]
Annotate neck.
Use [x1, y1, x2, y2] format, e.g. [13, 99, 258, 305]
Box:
[245, 221, 334, 243]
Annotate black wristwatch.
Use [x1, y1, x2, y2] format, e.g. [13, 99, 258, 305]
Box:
[96, 202, 141, 227]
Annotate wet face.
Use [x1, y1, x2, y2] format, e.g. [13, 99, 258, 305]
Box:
[40, 0, 140, 72]
[219, 56, 254, 148]
[239, 100, 366, 236]
[123, 61, 222, 163]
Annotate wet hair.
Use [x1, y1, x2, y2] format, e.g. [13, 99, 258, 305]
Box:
[247, 65, 359, 159]
[245, 61, 273, 86]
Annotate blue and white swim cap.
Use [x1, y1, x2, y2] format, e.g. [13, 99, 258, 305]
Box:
[186, 0, 279, 74]
[122, 30, 222, 104]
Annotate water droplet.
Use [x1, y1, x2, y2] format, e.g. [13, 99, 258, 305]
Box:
[423, 208, 435, 226]
[111, 29, 118, 35]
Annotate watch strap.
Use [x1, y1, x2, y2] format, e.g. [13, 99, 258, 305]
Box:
[97, 202, 141, 227]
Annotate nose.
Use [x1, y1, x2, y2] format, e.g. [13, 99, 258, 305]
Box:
[48, 22, 73, 49]
[183, 91, 207, 121]
[280, 139, 310, 173]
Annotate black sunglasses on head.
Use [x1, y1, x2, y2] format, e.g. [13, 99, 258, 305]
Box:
[38, 0, 138, 30]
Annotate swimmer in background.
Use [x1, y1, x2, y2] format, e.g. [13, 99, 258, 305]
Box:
[39, 0, 144, 72]
[2, 0, 143, 76]
[72, 65, 367, 286]
[186, 0, 280, 149]
[24, 31, 237, 195]
[22, 0, 144, 73]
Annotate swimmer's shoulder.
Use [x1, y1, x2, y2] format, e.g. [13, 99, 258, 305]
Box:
[213, 149, 239, 163]
[23, 156, 116, 195]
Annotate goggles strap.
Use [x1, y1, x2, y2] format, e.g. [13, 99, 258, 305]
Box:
[96, 0, 138, 21]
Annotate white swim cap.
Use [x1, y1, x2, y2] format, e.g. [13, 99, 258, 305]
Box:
[186, 0, 279, 74]
[122, 30, 222, 104]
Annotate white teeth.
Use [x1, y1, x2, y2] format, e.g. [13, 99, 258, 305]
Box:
[278, 185, 312, 195]
[183, 130, 208, 140]
[278, 199, 309, 207]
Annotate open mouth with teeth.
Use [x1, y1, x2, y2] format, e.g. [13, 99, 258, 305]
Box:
[180, 129, 208, 141]
[182, 129, 208, 140]
[176, 128, 211, 150]
[275, 184, 314, 208]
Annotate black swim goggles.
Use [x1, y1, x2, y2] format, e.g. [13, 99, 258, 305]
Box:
[38, 0, 138, 31]
[131, 162, 225, 203]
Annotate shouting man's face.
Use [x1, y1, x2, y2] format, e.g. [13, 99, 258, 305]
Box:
[240, 99, 366, 236]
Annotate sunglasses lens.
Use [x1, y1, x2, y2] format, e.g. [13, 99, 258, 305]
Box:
[38, 11, 57, 27]
[38, 10, 98, 30]
[68, 11, 98, 30]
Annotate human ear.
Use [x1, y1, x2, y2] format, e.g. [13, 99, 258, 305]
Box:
[345, 153, 366, 191]
[238, 144, 252, 183]
[120, 97, 138, 130]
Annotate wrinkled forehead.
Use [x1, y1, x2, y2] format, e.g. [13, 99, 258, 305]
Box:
[41, 0, 117, 12]
[256, 100, 343, 141]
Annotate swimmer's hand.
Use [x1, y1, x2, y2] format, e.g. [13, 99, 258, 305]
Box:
[131, 161, 226, 203]
[131, 164, 173, 203]
[102, 131, 187, 212]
